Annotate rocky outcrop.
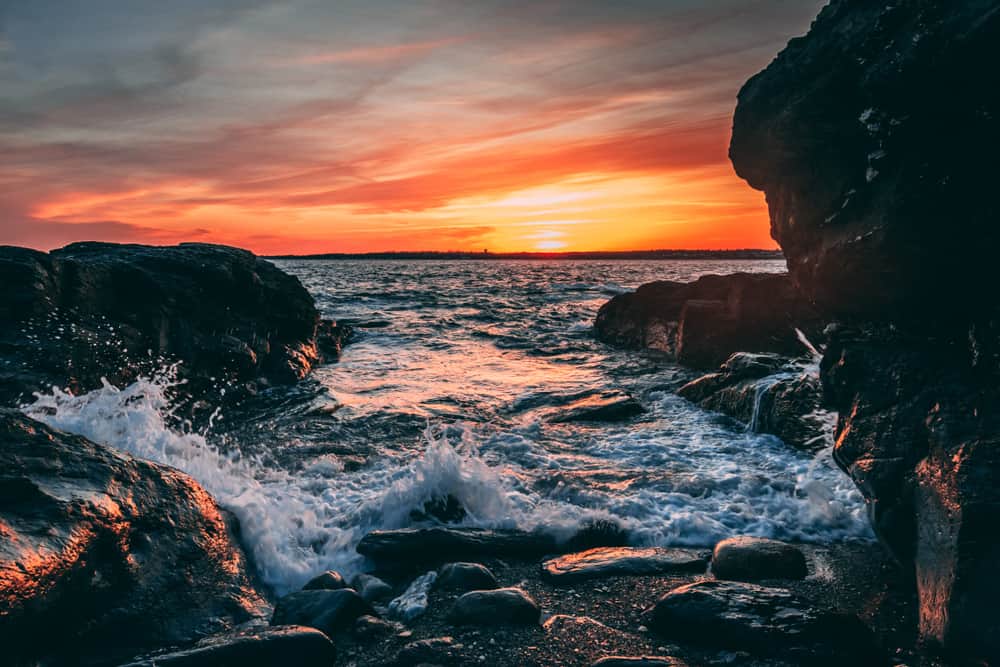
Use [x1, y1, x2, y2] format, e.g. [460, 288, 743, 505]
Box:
[730, 1, 1000, 661]
[0, 242, 349, 408]
[595, 273, 817, 369]
[647, 580, 882, 665]
[0, 409, 266, 666]
[677, 353, 830, 451]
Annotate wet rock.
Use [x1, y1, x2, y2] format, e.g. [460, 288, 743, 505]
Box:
[0, 410, 265, 666]
[388, 571, 438, 622]
[595, 274, 818, 369]
[550, 390, 644, 423]
[271, 589, 374, 637]
[120, 625, 336, 667]
[435, 562, 499, 592]
[396, 636, 464, 666]
[648, 580, 882, 665]
[0, 242, 346, 408]
[410, 493, 468, 523]
[351, 573, 394, 603]
[449, 587, 540, 626]
[357, 526, 626, 567]
[591, 657, 687, 667]
[711, 537, 808, 581]
[301, 570, 347, 591]
[541, 547, 707, 583]
[731, 1, 1000, 660]
[678, 354, 829, 451]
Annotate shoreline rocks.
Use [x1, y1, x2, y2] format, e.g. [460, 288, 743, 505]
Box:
[730, 1, 1000, 660]
[710, 537, 808, 582]
[0, 409, 266, 666]
[595, 273, 818, 369]
[541, 547, 707, 584]
[0, 242, 350, 409]
[449, 587, 541, 626]
[270, 588, 374, 637]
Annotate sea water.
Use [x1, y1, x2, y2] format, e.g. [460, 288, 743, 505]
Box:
[24, 259, 871, 594]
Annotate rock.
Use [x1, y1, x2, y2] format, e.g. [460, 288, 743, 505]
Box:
[410, 493, 468, 523]
[541, 547, 707, 583]
[0, 410, 265, 666]
[730, 4, 999, 319]
[351, 573, 394, 603]
[594, 273, 818, 369]
[119, 625, 336, 667]
[549, 390, 644, 423]
[711, 537, 808, 581]
[449, 587, 540, 626]
[388, 571, 437, 621]
[591, 658, 687, 667]
[678, 356, 830, 451]
[396, 637, 464, 666]
[435, 562, 499, 592]
[270, 589, 374, 637]
[730, 2, 1000, 660]
[0, 242, 348, 408]
[357, 525, 626, 567]
[353, 614, 403, 642]
[648, 580, 882, 665]
[301, 570, 347, 591]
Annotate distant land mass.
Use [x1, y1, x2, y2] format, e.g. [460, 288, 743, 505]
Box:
[267, 249, 785, 261]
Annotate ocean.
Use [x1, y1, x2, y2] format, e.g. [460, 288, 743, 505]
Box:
[24, 259, 871, 594]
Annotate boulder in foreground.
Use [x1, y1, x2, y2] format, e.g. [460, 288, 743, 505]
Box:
[449, 587, 541, 626]
[270, 589, 374, 637]
[120, 625, 336, 667]
[648, 580, 882, 665]
[0, 410, 265, 666]
[711, 536, 808, 581]
[541, 546, 707, 583]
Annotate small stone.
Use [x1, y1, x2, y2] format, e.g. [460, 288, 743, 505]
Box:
[301, 570, 347, 591]
[449, 587, 540, 626]
[350, 573, 394, 602]
[435, 562, 499, 592]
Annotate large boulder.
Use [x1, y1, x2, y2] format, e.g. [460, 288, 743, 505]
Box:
[595, 273, 817, 369]
[0, 242, 348, 408]
[730, 1, 1000, 661]
[0, 409, 266, 666]
[270, 589, 374, 637]
[647, 580, 882, 665]
[449, 587, 541, 626]
[730, 2, 999, 318]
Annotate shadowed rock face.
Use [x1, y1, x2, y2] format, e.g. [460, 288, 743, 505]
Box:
[731, 1, 1000, 318]
[0, 242, 348, 408]
[731, 1, 1000, 660]
[0, 409, 266, 666]
[594, 273, 817, 369]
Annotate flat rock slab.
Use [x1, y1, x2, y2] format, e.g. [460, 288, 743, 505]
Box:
[271, 589, 374, 637]
[542, 547, 708, 583]
[550, 391, 644, 423]
[121, 625, 336, 667]
[648, 580, 882, 665]
[592, 657, 688, 667]
[449, 587, 540, 626]
[357, 526, 626, 566]
[711, 536, 808, 581]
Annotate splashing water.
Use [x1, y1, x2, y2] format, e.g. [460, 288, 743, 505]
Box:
[23, 260, 873, 594]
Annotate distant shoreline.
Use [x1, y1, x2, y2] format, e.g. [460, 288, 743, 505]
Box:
[267, 249, 785, 261]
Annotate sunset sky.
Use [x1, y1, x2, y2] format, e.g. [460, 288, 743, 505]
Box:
[0, 0, 824, 254]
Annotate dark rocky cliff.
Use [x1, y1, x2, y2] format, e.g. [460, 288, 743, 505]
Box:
[731, 1, 1000, 661]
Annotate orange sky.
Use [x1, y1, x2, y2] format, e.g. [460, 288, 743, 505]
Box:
[0, 1, 825, 254]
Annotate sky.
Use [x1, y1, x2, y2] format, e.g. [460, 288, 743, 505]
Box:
[0, 0, 825, 254]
